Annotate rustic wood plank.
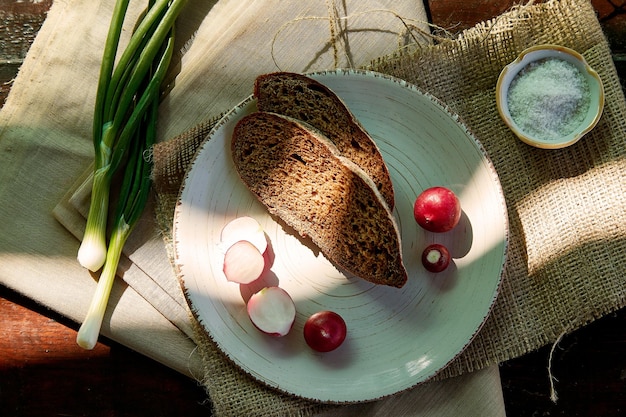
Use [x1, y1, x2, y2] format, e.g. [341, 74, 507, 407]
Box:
[426, 0, 521, 32]
[0, 287, 211, 416]
[0, 0, 52, 105]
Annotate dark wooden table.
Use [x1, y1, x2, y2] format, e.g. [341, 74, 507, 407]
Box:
[1, 1, 625, 416]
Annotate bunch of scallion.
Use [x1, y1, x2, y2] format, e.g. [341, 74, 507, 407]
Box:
[76, 0, 187, 350]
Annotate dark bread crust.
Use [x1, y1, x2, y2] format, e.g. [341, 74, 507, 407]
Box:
[231, 111, 407, 288]
[254, 72, 395, 210]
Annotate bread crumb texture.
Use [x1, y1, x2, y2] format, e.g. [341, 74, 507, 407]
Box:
[232, 112, 407, 287]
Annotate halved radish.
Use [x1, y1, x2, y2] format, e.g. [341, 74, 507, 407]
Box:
[220, 216, 267, 254]
[421, 243, 451, 273]
[247, 287, 296, 337]
[223, 240, 265, 284]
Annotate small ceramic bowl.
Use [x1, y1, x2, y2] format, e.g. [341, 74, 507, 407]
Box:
[496, 44, 604, 149]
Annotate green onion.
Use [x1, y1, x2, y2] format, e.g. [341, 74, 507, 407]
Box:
[77, 0, 186, 271]
[76, 0, 185, 350]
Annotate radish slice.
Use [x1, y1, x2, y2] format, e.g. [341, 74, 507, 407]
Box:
[220, 216, 267, 254]
[247, 287, 296, 337]
[223, 240, 265, 284]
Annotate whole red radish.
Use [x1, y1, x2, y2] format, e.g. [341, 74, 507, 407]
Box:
[413, 186, 461, 233]
[421, 243, 451, 273]
[303, 311, 347, 352]
[247, 287, 296, 337]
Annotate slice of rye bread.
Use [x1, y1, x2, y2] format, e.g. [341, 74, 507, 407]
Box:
[231, 111, 408, 288]
[254, 72, 395, 210]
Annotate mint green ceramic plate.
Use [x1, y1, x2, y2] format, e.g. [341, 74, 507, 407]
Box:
[174, 70, 508, 403]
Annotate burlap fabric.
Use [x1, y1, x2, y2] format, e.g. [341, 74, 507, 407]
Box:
[153, 0, 626, 414]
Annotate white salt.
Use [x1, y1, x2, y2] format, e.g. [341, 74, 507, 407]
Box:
[507, 57, 591, 141]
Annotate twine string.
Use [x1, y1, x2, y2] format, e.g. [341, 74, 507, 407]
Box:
[270, 0, 543, 71]
[547, 329, 567, 403]
[270, 6, 451, 71]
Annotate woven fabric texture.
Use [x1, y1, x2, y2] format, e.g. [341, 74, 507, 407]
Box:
[369, 0, 626, 377]
[152, 0, 626, 414]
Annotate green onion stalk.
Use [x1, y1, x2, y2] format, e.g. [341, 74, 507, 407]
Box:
[77, 0, 186, 271]
[76, 0, 186, 350]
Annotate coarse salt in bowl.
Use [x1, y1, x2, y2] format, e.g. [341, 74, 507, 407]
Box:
[496, 44, 604, 149]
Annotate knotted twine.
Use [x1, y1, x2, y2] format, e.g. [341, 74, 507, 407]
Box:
[152, 0, 626, 415]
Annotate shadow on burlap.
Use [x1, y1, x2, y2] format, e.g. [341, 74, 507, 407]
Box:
[152, 0, 626, 415]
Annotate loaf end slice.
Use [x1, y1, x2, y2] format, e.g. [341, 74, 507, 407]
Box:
[254, 72, 396, 211]
[231, 111, 407, 288]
